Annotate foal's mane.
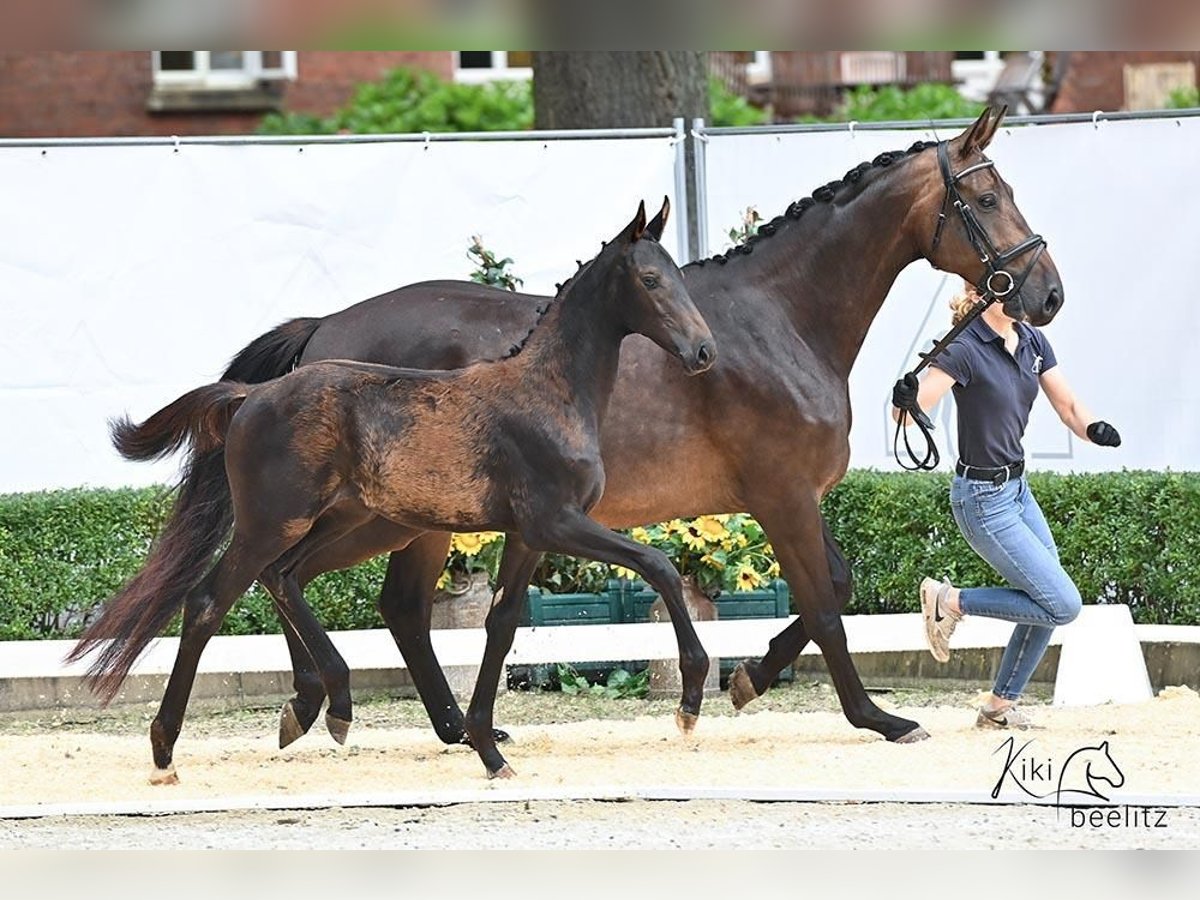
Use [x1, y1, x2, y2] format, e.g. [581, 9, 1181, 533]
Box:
[494, 235, 608, 362]
[688, 139, 938, 269]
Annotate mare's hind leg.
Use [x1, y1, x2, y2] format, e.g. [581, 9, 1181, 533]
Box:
[730, 514, 849, 707]
[150, 532, 293, 783]
[735, 491, 926, 743]
[375, 532, 518, 746]
[522, 510, 709, 734]
[461, 536, 540, 777]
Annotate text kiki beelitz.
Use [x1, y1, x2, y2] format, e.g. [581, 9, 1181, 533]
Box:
[990, 736, 1169, 829]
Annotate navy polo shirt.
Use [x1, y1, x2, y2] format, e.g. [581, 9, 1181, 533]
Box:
[932, 316, 1057, 468]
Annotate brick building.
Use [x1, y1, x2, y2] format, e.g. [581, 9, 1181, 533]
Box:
[1047, 51, 1200, 113]
[0, 51, 454, 138]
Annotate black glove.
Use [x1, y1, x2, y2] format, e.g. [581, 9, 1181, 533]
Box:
[1087, 421, 1121, 447]
[891, 373, 919, 410]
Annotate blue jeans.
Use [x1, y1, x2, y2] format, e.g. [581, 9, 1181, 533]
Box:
[949, 474, 1082, 701]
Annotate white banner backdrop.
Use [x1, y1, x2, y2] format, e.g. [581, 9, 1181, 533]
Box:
[0, 136, 679, 492]
[703, 116, 1200, 474]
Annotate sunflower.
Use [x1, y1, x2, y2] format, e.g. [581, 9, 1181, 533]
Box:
[682, 522, 709, 552]
[451, 532, 496, 561]
[630, 526, 652, 544]
[693, 515, 728, 543]
[734, 564, 765, 591]
[700, 553, 725, 572]
[612, 564, 639, 581]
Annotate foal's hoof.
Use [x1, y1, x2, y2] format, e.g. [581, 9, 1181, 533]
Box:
[728, 662, 760, 711]
[325, 713, 352, 746]
[488, 764, 517, 780]
[278, 700, 306, 749]
[892, 725, 931, 744]
[675, 707, 699, 735]
[149, 766, 179, 786]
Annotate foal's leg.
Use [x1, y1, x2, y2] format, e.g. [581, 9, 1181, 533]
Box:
[460, 536, 541, 777]
[260, 505, 378, 747]
[524, 510, 709, 732]
[735, 491, 926, 743]
[730, 515, 850, 706]
[149, 532, 292, 783]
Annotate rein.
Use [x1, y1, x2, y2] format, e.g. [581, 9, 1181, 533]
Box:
[893, 141, 1047, 471]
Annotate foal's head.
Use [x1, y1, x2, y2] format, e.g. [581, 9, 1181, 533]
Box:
[914, 105, 1064, 326]
[602, 198, 716, 375]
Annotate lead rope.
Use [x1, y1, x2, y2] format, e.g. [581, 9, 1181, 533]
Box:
[892, 293, 996, 471]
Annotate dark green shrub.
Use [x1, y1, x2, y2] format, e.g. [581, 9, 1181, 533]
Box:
[2, 470, 1198, 641]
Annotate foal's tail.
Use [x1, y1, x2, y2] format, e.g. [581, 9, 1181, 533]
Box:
[68, 317, 322, 703]
[69, 382, 249, 701]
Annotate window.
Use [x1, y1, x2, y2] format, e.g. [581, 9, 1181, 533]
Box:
[745, 51, 772, 85]
[952, 51, 1005, 101]
[454, 51, 532, 83]
[839, 51, 906, 85]
[152, 51, 297, 89]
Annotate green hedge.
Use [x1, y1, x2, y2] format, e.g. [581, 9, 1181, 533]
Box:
[2, 471, 1198, 640]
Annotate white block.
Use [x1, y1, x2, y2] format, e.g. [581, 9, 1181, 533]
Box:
[1053, 605, 1154, 706]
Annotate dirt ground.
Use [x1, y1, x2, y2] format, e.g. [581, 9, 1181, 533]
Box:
[2, 680, 1197, 823]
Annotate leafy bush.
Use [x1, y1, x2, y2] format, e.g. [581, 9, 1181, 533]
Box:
[805, 83, 987, 124]
[709, 76, 769, 127]
[259, 67, 533, 135]
[3, 471, 1198, 640]
[1167, 85, 1200, 109]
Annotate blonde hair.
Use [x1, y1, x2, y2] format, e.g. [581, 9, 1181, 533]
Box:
[949, 282, 982, 326]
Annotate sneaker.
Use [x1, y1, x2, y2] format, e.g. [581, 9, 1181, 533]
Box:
[975, 704, 1034, 730]
[919, 576, 960, 663]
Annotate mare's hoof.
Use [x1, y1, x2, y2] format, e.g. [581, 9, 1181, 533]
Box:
[325, 713, 352, 746]
[728, 663, 760, 710]
[488, 764, 517, 780]
[675, 708, 699, 735]
[892, 725, 931, 744]
[149, 766, 179, 786]
[278, 700, 305, 749]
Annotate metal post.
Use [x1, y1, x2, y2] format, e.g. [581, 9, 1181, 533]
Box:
[690, 117, 710, 261]
[671, 118, 692, 262]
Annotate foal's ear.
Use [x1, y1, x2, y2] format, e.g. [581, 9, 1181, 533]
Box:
[957, 104, 1006, 158]
[645, 195, 670, 241]
[628, 199, 648, 242]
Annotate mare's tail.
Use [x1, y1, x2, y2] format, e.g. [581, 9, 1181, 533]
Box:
[67, 317, 322, 702]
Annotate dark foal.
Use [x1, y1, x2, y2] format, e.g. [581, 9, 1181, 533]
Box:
[72, 199, 715, 781]
[87, 105, 1065, 756]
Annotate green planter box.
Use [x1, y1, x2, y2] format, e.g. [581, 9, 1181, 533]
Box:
[512, 580, 794, 690]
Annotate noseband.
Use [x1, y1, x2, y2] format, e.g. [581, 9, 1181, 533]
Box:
[930, 140, 1047, 313]
[893, 141, 1049, 471]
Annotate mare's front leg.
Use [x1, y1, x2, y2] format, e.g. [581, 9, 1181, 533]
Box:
[524, 510, 709, 733]
[736, 490, 927, 743]
[730, 515, 848, 707]
[461, 535, 541, 778]
[374, 532, 514, 746]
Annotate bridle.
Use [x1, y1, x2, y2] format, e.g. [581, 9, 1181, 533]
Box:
[893, 140, 1049, 471]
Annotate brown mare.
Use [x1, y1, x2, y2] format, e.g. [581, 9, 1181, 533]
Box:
[71, 200, 716, 780]
[78, 106, 1063, 771]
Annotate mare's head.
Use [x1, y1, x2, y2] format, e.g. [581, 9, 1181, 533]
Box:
[916, 105, 1063, 326]
[602, 198, 716, 374]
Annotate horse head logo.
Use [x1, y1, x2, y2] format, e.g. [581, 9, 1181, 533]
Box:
[1055, 740, 1126, 806]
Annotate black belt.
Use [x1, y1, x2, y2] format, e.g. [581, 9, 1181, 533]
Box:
[955, 459, 1024, 485]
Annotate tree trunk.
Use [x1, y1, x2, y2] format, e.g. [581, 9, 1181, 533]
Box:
[532, 52, 708, 130]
